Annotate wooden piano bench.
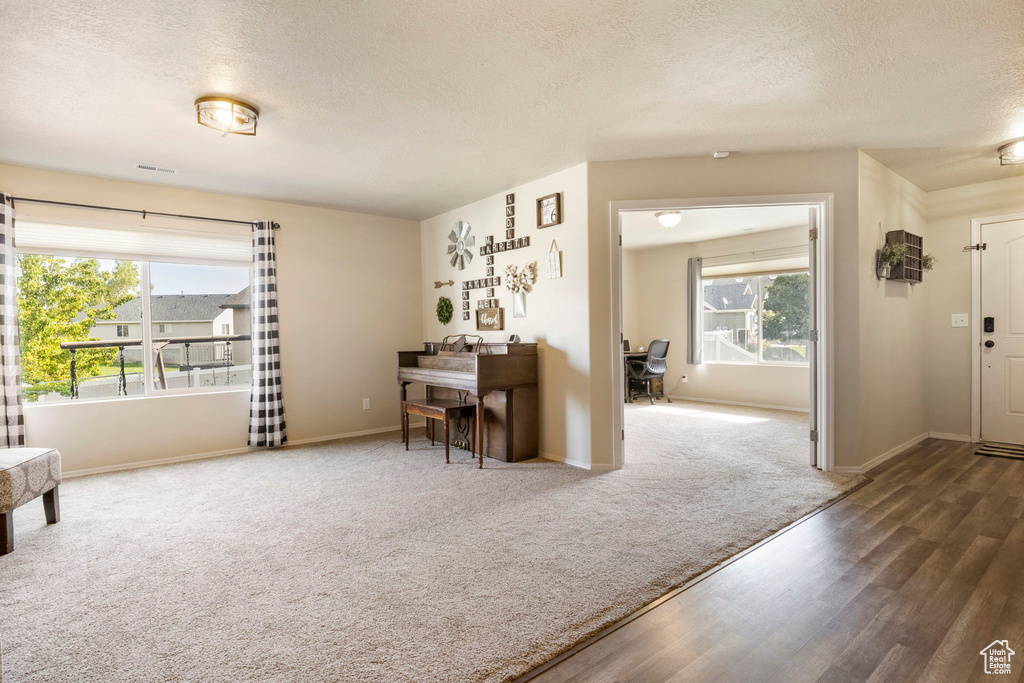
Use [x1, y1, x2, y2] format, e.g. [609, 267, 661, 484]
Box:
[402, 399, 481, 468]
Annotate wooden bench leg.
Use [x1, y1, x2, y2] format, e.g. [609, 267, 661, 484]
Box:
[44, 487, 60, 525]
[429, 417, 434, 446]
[444, 417, 450, 464]
[1, 511, 12, 555]
[404, 410, 410, 451]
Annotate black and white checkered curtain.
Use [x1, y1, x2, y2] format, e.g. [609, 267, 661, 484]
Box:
[249, 220, 287, 447]
[0, 194, 24, 447]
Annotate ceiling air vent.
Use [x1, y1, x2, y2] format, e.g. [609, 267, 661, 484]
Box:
[134, 163, 178, 175]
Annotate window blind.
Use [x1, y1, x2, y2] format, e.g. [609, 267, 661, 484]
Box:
[15, 221, 251, 264]
[700, 245, 808, 278]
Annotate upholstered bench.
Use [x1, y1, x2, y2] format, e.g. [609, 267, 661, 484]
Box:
[0, 448, 62, 555]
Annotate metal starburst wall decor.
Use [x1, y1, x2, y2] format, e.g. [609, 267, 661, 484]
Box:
[447, 221, 475, 270]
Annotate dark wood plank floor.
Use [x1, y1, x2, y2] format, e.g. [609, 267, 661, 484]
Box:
[522, 439, 1024, 683]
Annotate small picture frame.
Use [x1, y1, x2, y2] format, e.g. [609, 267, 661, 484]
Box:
[506, 229, 515, 240]
[477, 308, 504, 331]
[506, 193, 515, 205]
[537, 192, 562, 229]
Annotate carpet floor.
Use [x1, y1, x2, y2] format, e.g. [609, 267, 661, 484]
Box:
[0, 402, 861, 682]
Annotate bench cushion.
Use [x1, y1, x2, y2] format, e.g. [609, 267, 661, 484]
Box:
[0, 448, 62, 514]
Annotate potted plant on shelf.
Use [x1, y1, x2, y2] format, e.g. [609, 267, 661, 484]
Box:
[922, 253, 936, 272]
[876, 242, 908, 280]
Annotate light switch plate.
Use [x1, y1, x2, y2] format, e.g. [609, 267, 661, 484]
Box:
[951, 313, 969, 328]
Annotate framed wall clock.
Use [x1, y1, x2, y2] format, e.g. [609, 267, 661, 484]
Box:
[537, 193, 562, 229]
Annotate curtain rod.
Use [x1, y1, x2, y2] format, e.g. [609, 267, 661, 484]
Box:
[10, 197, 279, 229]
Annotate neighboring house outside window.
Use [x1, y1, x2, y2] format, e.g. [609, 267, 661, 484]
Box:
[702, 272, 810, 365]
[116, 324, 130, 338]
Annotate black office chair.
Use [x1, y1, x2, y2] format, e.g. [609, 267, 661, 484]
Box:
[627, 339, 671, 405]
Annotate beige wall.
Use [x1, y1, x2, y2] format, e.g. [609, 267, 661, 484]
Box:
[924, 175, 1024, 438]
[1, 163, 423, 473]
[419, 164, 591, 465]
[624, 227, 810, 410]
[588, 151, 862, 469]
[857, 153, 930, 462]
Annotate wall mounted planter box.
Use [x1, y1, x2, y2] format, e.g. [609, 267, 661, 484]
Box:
[885, 230, 923, 284]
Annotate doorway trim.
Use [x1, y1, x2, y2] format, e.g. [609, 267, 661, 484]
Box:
[608, 193, 835, 471]
[970, 211, 1024, 443]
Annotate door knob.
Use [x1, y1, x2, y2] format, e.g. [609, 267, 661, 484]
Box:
[985, 340, 995, 348]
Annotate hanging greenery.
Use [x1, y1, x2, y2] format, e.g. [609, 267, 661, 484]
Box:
[436, 296, 454, 325]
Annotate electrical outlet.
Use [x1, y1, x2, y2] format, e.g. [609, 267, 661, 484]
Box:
[362, 398, 371, 410]
[680, 375, 688, 383]
[951, 313, 969, 328]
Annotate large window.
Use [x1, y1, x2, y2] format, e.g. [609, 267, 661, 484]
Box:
[702, 271, 809, 365]
[15, 222, 252, 403]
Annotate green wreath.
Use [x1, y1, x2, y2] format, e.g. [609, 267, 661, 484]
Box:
[436, 296, 454, 325]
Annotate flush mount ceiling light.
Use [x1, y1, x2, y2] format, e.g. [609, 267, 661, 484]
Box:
[655, 211, 684, 228]
[194, 96, 259, 137]
[998, 139, 1024, 165]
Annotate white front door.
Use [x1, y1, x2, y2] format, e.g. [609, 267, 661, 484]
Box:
[981, 218, 1024, 445]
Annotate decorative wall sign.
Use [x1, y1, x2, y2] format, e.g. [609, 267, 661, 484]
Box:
[486, 287, 495, 297]
[505, 217, 515, 229]
[486, 255, 494, 265]
[506, 193, 515, 205]
[462, 277, 501, 291]
[462, 301, 470, 310]
[506, 229, 515, 239]
[477, 298, 498, 309]
[486, 266, 494, 276]
[463, 312, 470, 321]
[537, 193, 562, 229]
[546, 240, 562, 278]
[433, 280, 454, 288]
[480, 236, 530, 256]
[447, 221, 475, 270]
[476, 308, 504, 331]
[462, 291, 470, 300]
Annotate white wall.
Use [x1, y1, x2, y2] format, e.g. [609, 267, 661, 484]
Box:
[419, 164, 590, 465]
[923, 174, 1024, 438]
[1, 163, 423, 473]
[856, 153, 930, 461]
[624, 226, 810, 410]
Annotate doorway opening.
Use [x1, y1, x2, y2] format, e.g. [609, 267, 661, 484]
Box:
[609, 195, 834, 471]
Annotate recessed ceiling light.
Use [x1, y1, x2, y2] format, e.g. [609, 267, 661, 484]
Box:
[655, 211, 683, 228]
[713, 151, 730, 159]
[194, 96, 259, 137]
[998, 139, 1024, 165]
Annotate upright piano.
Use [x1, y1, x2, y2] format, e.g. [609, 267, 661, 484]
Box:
[398, 339, 538, 462]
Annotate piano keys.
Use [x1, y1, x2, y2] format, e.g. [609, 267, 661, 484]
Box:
[398, 340, 538, 462]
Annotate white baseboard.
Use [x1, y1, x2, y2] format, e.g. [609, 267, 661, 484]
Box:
[928, 431, 973, 442]
[837, 432, 930, 475]
[664, 395, 809, 413]
[539, 450, 619, 471]
[63, 422, 424, 478]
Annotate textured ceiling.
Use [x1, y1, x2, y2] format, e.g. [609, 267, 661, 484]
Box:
[621, 206, 807, 249]
[1, 1, 1023, 220]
